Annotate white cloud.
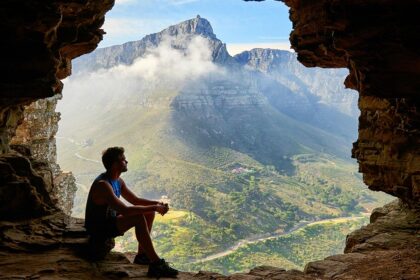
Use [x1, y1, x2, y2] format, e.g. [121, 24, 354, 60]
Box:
[112, 36, 222, 89]
[63, 36, 223, 108]
[167, 0, 199, 5]
[226, 42, 293, 55]
[258, 36, 290, 41]
[115, 0, 137, 5]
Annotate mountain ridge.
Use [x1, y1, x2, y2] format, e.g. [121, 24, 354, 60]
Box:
[73, 16, 233, 72]
[73, 16, 357, 120]
[63, 16, 359, 176]
[234, 48, 296, 72]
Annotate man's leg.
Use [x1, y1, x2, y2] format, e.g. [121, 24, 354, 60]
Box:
[145, 212, 155, 231]
[138, 212, 155, 254]
[116, 214, 160, 262]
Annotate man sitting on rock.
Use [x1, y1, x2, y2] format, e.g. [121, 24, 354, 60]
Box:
[84, 146, 178, 278]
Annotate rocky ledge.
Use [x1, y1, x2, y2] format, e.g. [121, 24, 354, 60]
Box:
[1, 200, 418, 279]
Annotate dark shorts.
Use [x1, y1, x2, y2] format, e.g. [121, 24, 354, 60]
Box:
[86, 216, 123, 238]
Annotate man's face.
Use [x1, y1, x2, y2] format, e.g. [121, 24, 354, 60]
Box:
[116, 153, 128, 173]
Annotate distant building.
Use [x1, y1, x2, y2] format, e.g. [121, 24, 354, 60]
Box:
[160, 195, 170, 204]
[231, 167, 252, 174]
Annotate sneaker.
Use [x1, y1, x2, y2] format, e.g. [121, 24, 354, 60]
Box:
[147, 258, 179, 278]
[134, 253, 151, 265]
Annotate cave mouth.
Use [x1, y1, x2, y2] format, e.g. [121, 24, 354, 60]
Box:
[1, 0, 419, 278]
[50, 0, 391, 274]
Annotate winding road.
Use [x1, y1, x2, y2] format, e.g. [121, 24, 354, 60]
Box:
[187, 215, 368, 264]
[57, 136, 101, 164]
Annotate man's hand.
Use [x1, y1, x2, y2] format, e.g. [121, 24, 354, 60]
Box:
[155, 203, 169, 215]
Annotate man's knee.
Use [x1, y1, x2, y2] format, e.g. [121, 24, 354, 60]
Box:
[145, 212, 155, 220]
[136, 214, 148, 227]
[133, 214, 152, 234]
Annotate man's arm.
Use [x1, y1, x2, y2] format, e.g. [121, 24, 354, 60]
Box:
[120, 179, 160, 206]
[93, 181, 165, 216]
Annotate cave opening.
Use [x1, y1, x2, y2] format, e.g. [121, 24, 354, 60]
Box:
[50, 0, 390, 274]
[1, 0, 418, 279]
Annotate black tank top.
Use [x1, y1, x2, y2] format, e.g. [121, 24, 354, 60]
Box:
[84, 173, 122, 233]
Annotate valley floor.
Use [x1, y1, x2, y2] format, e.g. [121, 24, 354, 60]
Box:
[115, 213, 370, 274]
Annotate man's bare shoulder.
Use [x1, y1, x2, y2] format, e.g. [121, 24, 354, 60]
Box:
[91, 180, 113, 200]
[91, 179, 110, 189]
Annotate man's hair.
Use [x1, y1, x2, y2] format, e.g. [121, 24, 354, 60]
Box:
[102, 146, 125, 171]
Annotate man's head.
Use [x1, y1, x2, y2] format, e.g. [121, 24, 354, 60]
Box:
[102, 146, 128, 173]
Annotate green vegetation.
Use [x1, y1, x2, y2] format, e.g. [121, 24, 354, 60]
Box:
[116, 210, 236, 263]
[115, 212, 368, 274]
[57, 87, 391, 274]
[175, 216, 369, 274]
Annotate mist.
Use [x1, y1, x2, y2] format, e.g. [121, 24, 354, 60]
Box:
[58, 35, 223, 113]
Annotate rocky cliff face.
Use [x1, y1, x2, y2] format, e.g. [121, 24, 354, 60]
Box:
[282, 0, 420, 207]
[10, 95, 77, 216]
[73, 15, 234, 73]
[0, 0, 114, 273]
[0, 0, 114, 221]
[234, 49, 358, 118]
[272, 0, 420, 277]
[0, 0, 114, 153]
[231, 48, 358, 142]
[73, 17, 357, 123]
[353, 97, 420, 207]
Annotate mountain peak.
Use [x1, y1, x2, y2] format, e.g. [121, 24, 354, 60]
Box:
[165, 16, 216, 39]
[73, 17, 230, 71]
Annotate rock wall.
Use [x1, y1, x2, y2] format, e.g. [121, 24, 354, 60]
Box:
[0, 0, 114, 220]
[11, 96, 61, 175]
[354, 97, 420, 207]
[10, 95, 77, 215]
[0, 0, 114, 153]
[0, 152, 56, 220]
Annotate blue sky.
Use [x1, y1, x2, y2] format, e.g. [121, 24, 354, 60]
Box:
[100, 0, 292, 54]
